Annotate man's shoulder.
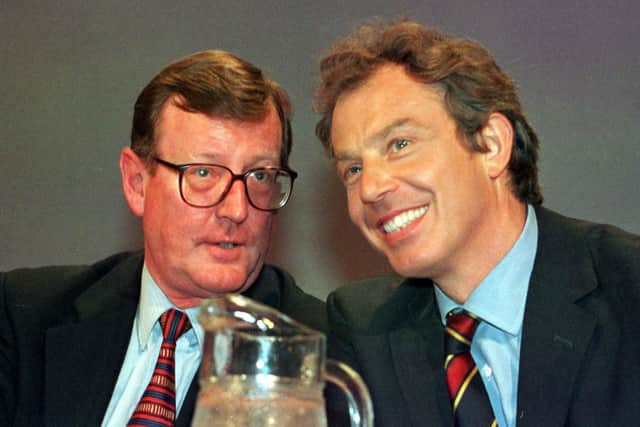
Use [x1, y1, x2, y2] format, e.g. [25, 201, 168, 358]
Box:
[331, 274, 405, 307]
[578, 217, 640, 294]
[537, 207, 640, 277]
[1, 251, 141, 308]
[536, 207, 640, 310]
[251, 264, 328, 333]
[328, 274, 427, 333]
[538, 206, 638, 240]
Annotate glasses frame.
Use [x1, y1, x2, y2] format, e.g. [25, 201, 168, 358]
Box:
[151, 156, 298, 212]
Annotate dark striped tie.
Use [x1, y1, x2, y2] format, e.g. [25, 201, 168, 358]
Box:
[444, 310, 497, 427]
[128, 309, 192, 427]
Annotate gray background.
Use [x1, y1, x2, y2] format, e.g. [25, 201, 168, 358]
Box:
[2, 1, 639, 299]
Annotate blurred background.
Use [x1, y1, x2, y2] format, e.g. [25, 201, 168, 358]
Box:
[2, 0, 639, 299]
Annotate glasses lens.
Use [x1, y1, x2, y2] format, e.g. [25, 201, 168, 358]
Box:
[181, 165, 230, 207]
[246, 169, 292, 210]
[180, 165, 293, 210]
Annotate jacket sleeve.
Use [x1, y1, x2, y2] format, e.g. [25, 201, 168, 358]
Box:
[325, 291, 362, 427]
[326, 291, 361, 370]
[0, 272, 17, 426]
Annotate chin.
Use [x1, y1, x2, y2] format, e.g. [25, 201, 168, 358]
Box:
[388, 256, 431, 279]
[197, 281, 248, 298]
[190, 269, 247, 294]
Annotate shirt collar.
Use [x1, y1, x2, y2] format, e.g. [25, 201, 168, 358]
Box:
[136, 264, 203, 350]
[435, 204, 538, 336]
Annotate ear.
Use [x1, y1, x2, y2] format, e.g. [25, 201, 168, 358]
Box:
[120, 147, 147, 217]
[479, 112, 514, 179]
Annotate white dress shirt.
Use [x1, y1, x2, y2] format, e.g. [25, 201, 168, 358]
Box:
[101, 265, 204, 426]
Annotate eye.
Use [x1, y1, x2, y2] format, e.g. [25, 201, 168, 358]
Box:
[195, 167, 210, 178]
[249, 169, 273, 183]
[341, 164, 362, 184]
[347, 165, 362, 175]
[390, 138, 410, 153]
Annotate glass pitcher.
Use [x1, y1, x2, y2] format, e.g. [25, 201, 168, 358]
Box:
[191, 294, 374, 427]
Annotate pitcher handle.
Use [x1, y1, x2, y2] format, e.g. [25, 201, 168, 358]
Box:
[325, 359, 374, 427]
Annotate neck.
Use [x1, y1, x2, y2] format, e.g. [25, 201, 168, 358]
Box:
[435, 198, 527, 304]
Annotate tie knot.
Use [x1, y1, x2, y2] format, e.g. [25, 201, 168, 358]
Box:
[445, 310, 479, 344]
[158, 309, 192, 342]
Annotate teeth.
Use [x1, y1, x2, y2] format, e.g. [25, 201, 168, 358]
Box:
[382, 206, 428, 233]
[218, 242, 236, 249]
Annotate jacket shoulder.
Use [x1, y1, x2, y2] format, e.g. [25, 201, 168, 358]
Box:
[259, 264, 328, 333]
[1, 251, 139, 314]
[584, 222, 640, 278]
[582, 221, 640, 308]
[328, 274, 417, 333]
[536, 207, 640, 301]
[538, 207, 640, 277]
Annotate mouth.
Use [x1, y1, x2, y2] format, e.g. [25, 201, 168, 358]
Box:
[202, 240, 245, 261]
[379, 205, 428, 234]
[202, 239, 243, 250]
[216, 242, 238, 249]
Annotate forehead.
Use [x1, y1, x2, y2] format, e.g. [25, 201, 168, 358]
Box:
[155, 100, 282, 160]
[331, 64, 447, 152]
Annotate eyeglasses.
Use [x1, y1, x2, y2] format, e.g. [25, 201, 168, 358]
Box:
[152, 157, 298, 211]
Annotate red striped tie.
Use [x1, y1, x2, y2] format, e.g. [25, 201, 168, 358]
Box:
[128, 309, 192, 427]
[444, 311, 497, 427]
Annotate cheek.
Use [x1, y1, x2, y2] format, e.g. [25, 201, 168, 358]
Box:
[144, 187, 208, 242]
[144, 175, 182, 216]
[248, 212, 274, 245]
[400, 157, 437, 185]
[346, 191, 363, 223]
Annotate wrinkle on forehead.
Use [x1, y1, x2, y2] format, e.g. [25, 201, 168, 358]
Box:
[155, 102, 282, 168]
[330, 64, 447, 147]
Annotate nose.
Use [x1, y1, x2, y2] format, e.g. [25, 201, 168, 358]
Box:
[215, 179, 249, 223]
[358, 159, 395, 204]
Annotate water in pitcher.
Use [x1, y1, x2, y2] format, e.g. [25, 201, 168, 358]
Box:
[191, 375, 327, 427]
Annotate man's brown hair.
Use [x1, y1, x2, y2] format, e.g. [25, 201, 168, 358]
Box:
[315, 20, 542, 204]
[131, 50, 293, 167]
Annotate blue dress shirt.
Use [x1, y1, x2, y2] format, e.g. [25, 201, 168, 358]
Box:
[101, 265, 204, 426]
[435, 204, 538, 427]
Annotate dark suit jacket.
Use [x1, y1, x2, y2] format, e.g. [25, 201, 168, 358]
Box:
[0, 251, 327, 427]
[327, 207, 640, 426]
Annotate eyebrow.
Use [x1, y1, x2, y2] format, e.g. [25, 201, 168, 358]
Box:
[190, 152, 280, 165]
[332, 117, 417, 161]
[373, 118, 416, 141]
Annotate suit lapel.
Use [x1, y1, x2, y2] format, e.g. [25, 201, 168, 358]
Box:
[176, 376, 199, 427]
[44, 254, 142, 426]
[517, 208, 598, 426]
[390, 280, 453, 427]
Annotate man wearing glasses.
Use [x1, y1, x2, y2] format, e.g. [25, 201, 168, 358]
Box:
[0, 50, 326, 427]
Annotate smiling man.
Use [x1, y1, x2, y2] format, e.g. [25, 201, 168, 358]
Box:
[0, 50, 326, 427]
[315, 20, 640, 427]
